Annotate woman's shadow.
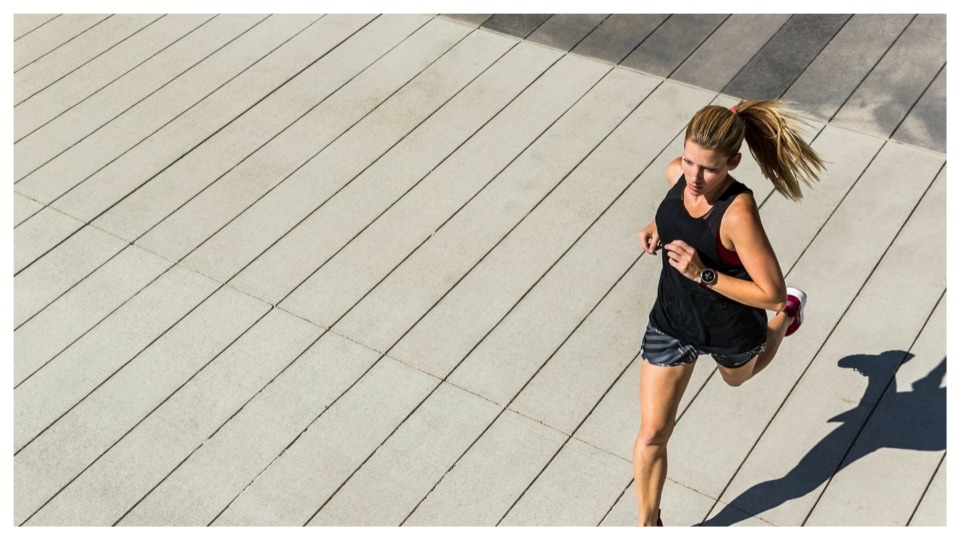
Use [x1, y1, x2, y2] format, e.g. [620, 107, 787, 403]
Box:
[701, 350, 946, 526]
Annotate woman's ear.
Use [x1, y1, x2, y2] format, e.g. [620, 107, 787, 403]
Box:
[727, 152, 742, 170]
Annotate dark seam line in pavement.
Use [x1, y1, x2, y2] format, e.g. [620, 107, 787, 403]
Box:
[908, 450, 947, 526]
[490, 259, 648, 527]
[115, 308, 331, 526]
[888, 61, 945, 141]
[272, 50, 571, 309]
[705, 154, 945, 525]
[614, 14, 672, 67]
[300, 63, 620, 526]
[393, 77, 669, 526]
[13, 14, 114, 75]
[13, 272, 222, 453]
[206, 46, 568, 524]
[126, 14, 418, 255]
[18, 304, 273, 526]
[718, 13, 790, 99]
[11, 14, 330, 277]
[664, 14, 732, 81]
[15, 14, 167, 108]
[223, 37, 533, 306]
[169, 20, 483, 272]
[13, 14, 63, 42]
[800, 177, 945, 525]
[775, 14, 853, 100]
[827, 14, 917, 125]
[699, 140, 885, 522]
[13, 14, 222, 147]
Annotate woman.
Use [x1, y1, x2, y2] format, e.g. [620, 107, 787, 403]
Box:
[633, 100, 824, 526]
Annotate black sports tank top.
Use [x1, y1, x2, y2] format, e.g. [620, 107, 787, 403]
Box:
[648, 176, 767, 354]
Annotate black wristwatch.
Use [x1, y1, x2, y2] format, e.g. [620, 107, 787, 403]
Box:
[699, 268, 717, 287]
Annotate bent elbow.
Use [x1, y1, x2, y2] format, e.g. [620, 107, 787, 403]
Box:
[769, 290, 787, 313]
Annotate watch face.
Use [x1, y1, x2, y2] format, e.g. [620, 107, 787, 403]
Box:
[701, 269, 717, 284]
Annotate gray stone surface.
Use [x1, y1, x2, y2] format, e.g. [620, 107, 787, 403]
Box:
[723, 14, 851, 99]
[671, 14, 790, 91]
[13, 14, 160, 105]
[14, 286, 270, 524]
[13, 14, 110, 71]
[526, 13, 607, 52]
[571, 14, 668, 65]
[481, 14, 551, 39]
[403, 409, 567, 526]
[832, 14, 946, 138]
[12, 13, 945, 527]
[211, 357, 438, 526]
[782, 14, 913, 119]
[133, 17, 474, 261]
[893, 64, 946, 153]
[620, 14, 728, 78]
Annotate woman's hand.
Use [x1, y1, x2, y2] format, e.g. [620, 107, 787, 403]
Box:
[663, 240, 705, 282]
[637, 227, 661, 255]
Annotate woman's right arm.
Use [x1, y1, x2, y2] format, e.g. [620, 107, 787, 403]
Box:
[637, 158, 681, 254]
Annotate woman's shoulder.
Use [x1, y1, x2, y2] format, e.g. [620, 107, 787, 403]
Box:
[665, 157, 683, 187]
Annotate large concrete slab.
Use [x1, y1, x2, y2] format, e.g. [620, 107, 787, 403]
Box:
[14, 265, 218, 451]
[782, 14, 913, 120]
[403, 409, 567, 526]
[307, 382, 501, 526]
[13, 15, 224, 178]
[14, 286, 270, 524]
[13, 14, 109, 71]
[571, 14, 668, 65]
[14, 14, 161, 106]
[139, 21, 496, 265]
[228, 42, 563, 305]
[183, 33, 544, 285]
[277, 54, 611, 330]
[620, 14, 728, 78]
[832, 14, 946, 138]
[211, 357, 438, 526]
[723, 14, 850, 99]
[117, 332, 380, 525]
[11, 13, 946, 528]
[671, 14, 789, 92]
[23, 308, 322, 526]
[14, 14, 255, 183]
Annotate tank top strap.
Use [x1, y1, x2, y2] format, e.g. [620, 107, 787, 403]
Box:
[705, 180, 751, 236]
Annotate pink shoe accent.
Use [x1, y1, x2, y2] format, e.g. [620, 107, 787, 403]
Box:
[784, 287, 806, 336]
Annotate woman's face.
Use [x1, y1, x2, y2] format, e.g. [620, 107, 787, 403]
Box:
[681, 140, 740, 198]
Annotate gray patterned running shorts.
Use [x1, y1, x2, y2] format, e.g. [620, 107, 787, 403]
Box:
[640, 322, 765, 369]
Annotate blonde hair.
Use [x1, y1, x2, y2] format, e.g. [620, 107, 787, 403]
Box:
[685, 100, 824, 201]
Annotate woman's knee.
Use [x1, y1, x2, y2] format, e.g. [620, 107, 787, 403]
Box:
[637, 419, 675, 447]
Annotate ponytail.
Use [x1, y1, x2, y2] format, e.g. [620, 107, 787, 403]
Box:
[685, 100, 824, 201]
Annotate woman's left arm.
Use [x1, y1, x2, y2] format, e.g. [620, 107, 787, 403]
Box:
[663, 193, 787, 311]
[712, 194, 787, 311]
